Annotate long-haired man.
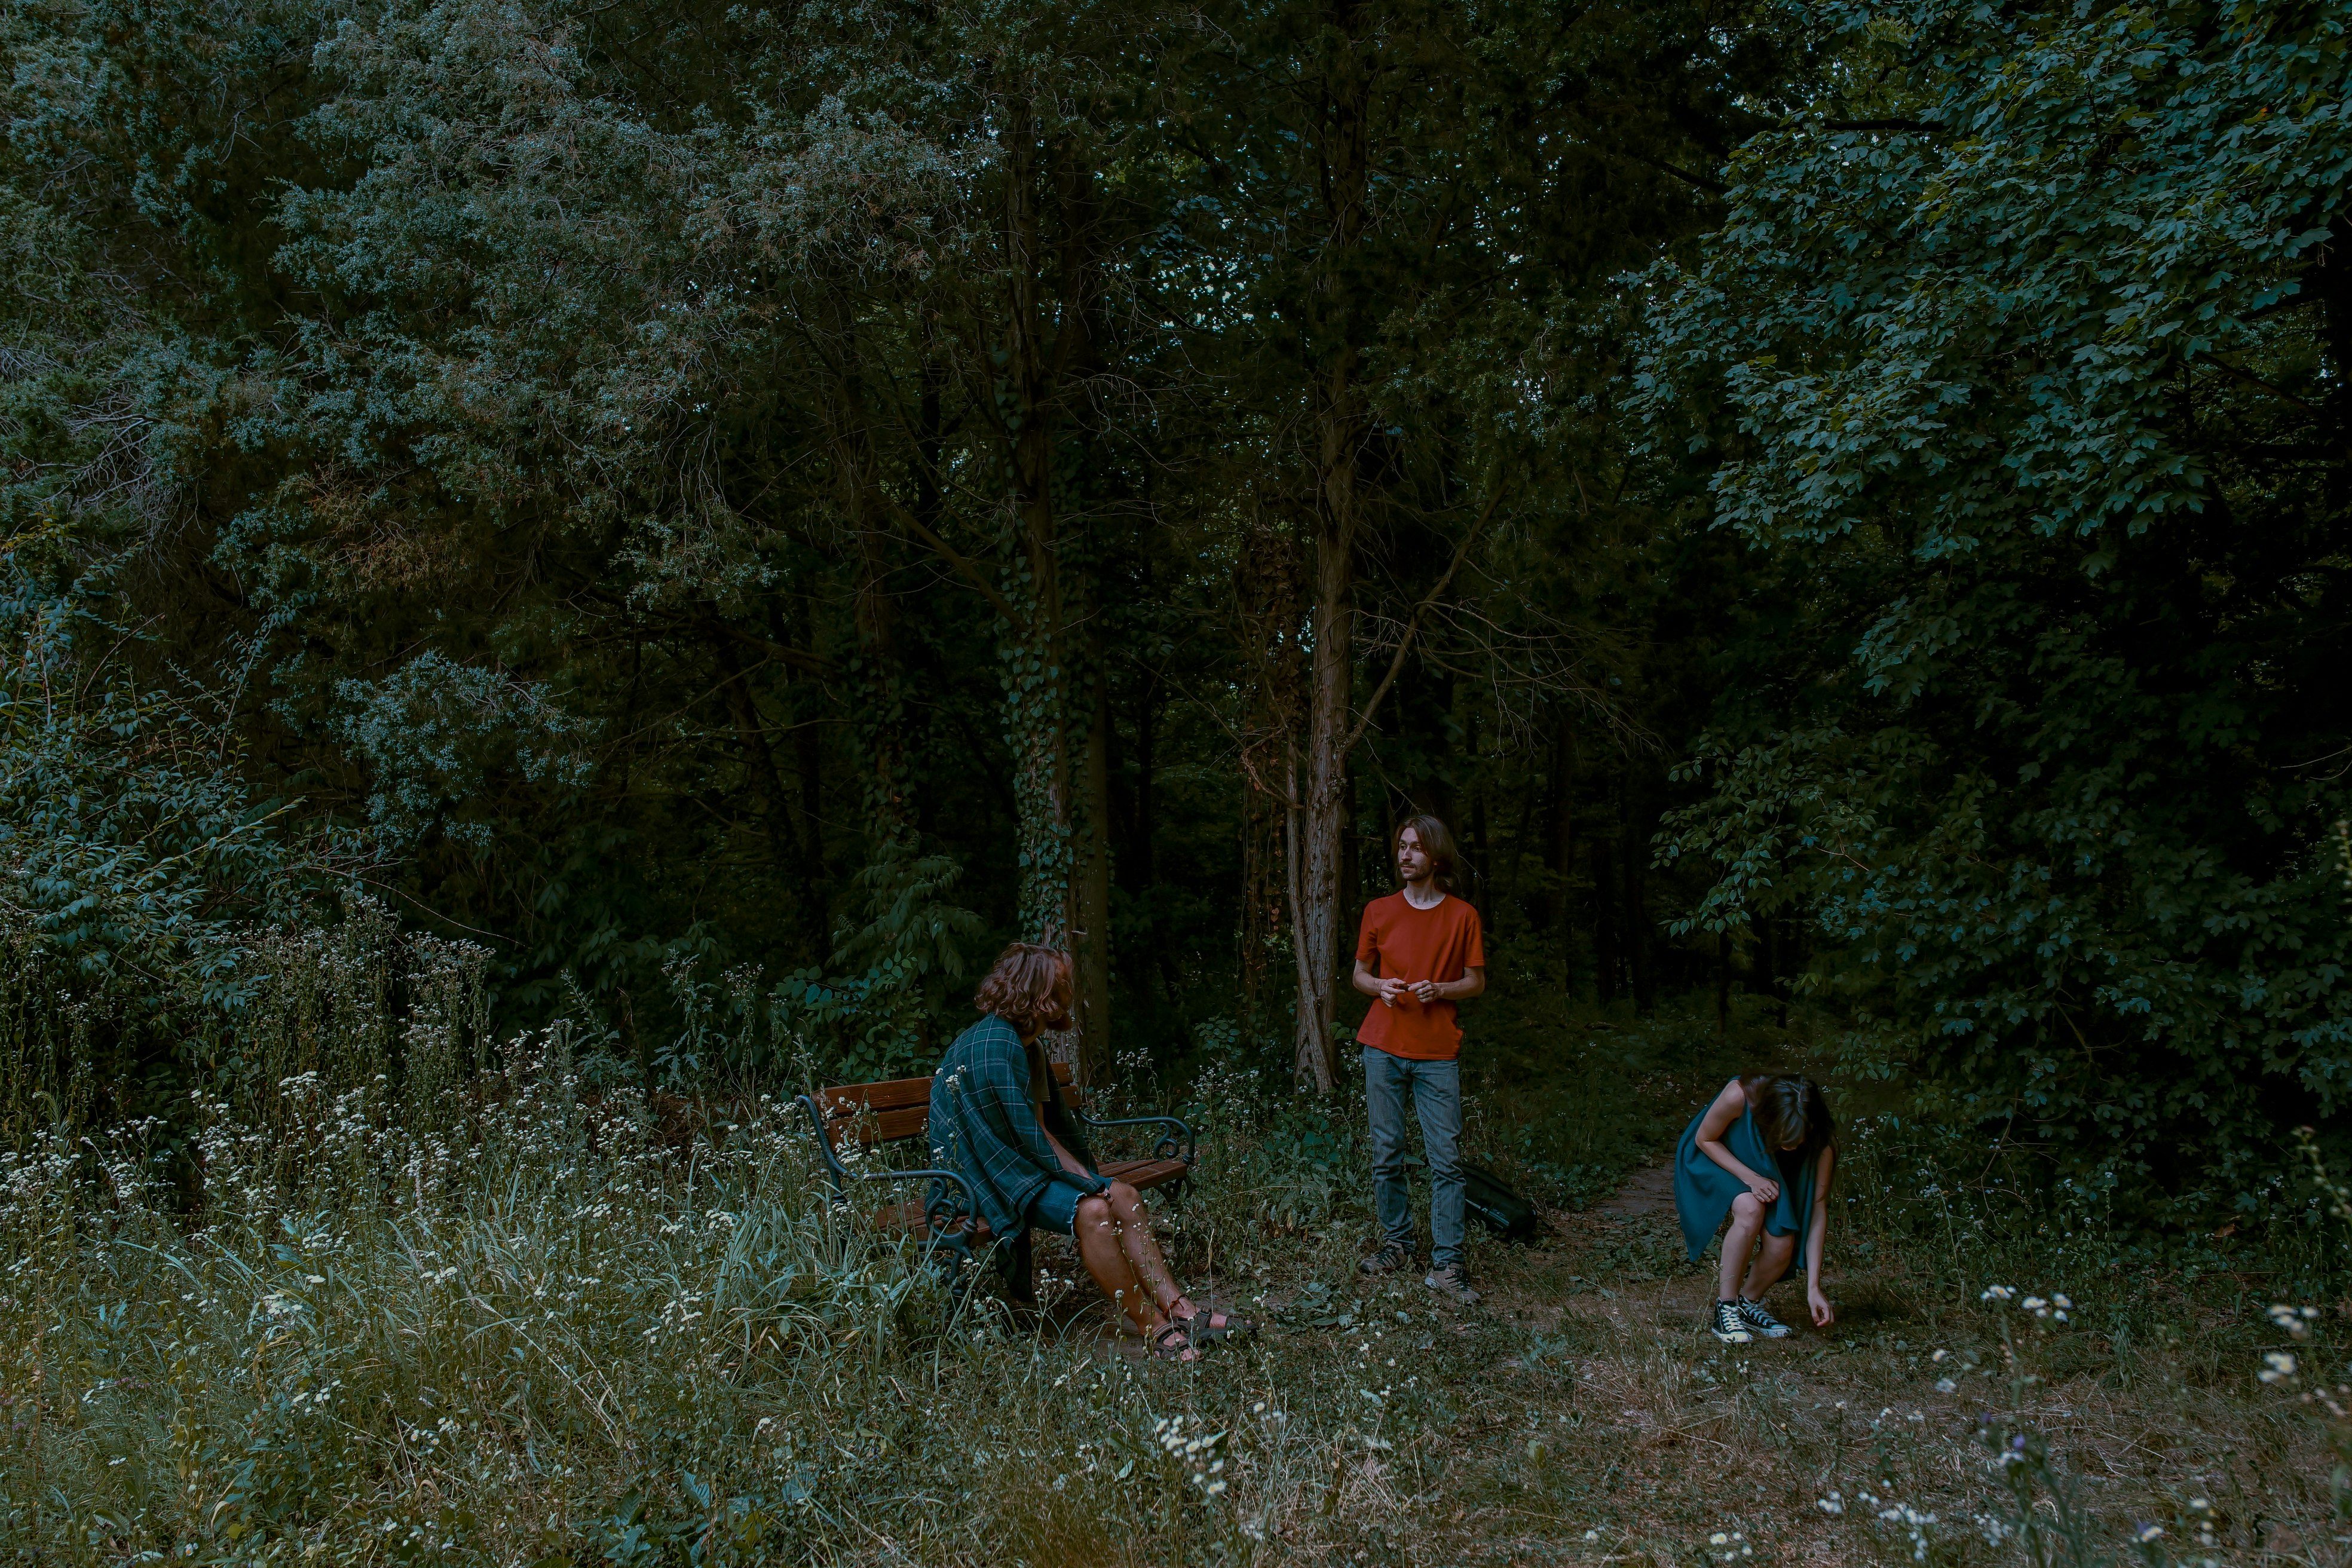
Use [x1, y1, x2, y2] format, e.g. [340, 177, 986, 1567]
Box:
[1350, 814, 1487, 1304]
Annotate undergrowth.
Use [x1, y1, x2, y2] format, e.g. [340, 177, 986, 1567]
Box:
[1, 986, 2344, 1565]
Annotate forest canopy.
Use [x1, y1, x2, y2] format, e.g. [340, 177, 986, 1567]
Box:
[2, 0, 2345, 1224]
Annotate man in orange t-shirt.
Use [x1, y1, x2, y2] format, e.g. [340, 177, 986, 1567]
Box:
[1351, 814, 1487, 1304]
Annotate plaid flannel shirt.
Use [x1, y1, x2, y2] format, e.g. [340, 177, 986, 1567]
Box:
[927, 1014, 1103, 1237]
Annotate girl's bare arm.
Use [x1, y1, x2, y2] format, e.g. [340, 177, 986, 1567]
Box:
[1693, 1079, 1777, 1198]
[1042, 1114, 1093, 1179]
[1805, 1146, 1836, 1325]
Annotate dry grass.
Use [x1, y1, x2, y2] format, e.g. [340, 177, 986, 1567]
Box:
[963, 1165, 2339, 1567]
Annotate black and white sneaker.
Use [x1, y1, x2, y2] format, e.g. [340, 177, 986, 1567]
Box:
[1710, 1300, 1754, 1343]
[1736, 1297, 1793, 1339]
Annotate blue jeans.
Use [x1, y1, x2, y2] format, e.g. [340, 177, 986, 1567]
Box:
[1363, 1046, 1465, 1269]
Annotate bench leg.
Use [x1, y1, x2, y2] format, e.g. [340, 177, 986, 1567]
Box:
[932, 1238, 975, 1317]
[1001, 1227, 1036, 1306]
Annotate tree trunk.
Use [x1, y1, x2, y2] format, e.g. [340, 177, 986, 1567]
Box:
[1293, 500, 1357, 1094]
[710, 630, 797, 878]
[1624, 780, 1655, 1016]
[777, 596, 829, 952]
[1000, 102, 1074, 951]
[1132, 673, 1157, 890]
[1129, 670, 1183, 1004]
[1549, 717, 1578, 993]
[1591, 834, 1618, 1005]
[1073, 665, 1115, 1085]
[1468, 702, 1491, 931]
[1239, 513, 1303, 1045]
[835, 345, 911, 846]
[1288, 5, 1371, 1094]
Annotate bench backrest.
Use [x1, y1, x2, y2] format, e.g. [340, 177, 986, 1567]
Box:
[813, 1061, 1082, 1148]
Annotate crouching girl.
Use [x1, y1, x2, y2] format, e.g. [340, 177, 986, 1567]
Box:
[1674, 1074, 1838, 1342]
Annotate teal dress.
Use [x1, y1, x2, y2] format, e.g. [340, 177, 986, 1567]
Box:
[1675, 1104, 1818, 1262]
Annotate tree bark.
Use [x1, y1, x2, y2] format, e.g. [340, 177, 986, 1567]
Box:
[1238, 514, 1303, 1044]
[1073, 663, 1116, 1085]
[1624, 779, 1656, 1015]
[709, 630, 797, 880]
[1468, 701, 1491, 930]
[1004, 118, 1072, 950]
[1591, 833, 1618, 1005]
[776, 596, 829, 952]
[1293, 500, 1356, 1094]
[1549, 716, 1578, 993]
[1290, 4, 1372, 1095]
[826, 318, 911, 846]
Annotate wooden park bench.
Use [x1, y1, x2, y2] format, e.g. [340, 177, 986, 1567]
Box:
[796, 1061, 1194, 1306]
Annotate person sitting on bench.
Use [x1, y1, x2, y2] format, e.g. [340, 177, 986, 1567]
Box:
[928, 942, 1248, 1361]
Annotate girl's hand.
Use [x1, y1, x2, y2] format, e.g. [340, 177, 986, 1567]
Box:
[1746, 1175, 1781, 1203]
[1808, 1286, 1835, 1328]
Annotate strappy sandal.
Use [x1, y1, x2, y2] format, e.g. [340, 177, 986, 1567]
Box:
[1150, 1322, 1199, 1362]
[1177, 1307, 1257, 1344]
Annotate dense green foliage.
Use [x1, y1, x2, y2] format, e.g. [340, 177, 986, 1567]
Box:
[2, 0, 2346, 1207]
[1650, 0, 2352, 1217]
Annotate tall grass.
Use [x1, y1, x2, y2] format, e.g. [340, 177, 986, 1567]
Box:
[4, 936, 2344, 1564]
[0, 1016, 1573, 1565]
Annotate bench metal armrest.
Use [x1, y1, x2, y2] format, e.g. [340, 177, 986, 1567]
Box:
[795, 1094, 980, 1236]
[1074, 1110, 1195, 1166]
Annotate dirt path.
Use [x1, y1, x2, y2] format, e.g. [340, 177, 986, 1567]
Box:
[1588, 1161, 1674, 1218]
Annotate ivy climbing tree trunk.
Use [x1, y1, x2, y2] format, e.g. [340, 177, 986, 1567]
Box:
[1074, 656, 1116, 1082]
[980, 97, 1125, 1083]
[994, 94, 1084, 1077]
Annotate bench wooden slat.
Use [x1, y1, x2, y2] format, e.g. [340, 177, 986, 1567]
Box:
[874, 1200, 996, 1240]
[817, 1063, 1101, 1151]
[828, 1105, 931, 1145]
[817, 1076, 935, 1115]
[1099, 1156, 1189, 1190]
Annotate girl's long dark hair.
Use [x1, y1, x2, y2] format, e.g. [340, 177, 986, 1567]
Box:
[1745, 1074, 1838, 1177]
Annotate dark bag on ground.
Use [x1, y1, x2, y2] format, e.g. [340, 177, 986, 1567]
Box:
[1460, 1162, 1541, 1242]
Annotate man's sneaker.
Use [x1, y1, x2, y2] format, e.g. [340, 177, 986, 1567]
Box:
[1736, 1297, 1793, 1339]
[1424, 1263, 1482, 1306]
[1359, 1239, 1417, 1277]
[1711, 1300, 1754, 1343]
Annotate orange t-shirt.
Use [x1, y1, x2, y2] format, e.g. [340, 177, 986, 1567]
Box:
[1354, 892, 1486, 1061]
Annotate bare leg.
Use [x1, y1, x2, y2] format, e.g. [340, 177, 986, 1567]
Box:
[1741, 1232, 1796, 1300]
[1071, 1195, 1189, 1352]
[1102, 1182, 1250, 1331]
[1101, 1183, 1190, 1317]
[1719, 1193, 1765, 1300]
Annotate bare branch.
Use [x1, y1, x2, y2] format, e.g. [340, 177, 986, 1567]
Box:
[881, 496, 1021, 624]
[1342, 489, 1502, 756]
